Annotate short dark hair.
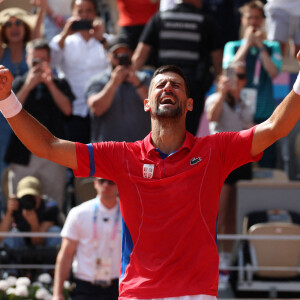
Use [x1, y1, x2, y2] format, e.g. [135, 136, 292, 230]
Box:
[26, 38, 51, 56]
[71, 0, 97, 11]
[150, 65, 190, 97]
[1, 19, 31, 45]
[239, 0, 265, 18]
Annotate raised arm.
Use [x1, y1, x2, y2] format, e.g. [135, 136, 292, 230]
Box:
[0, 66, 77, 170]
[251, 52, 300, 157]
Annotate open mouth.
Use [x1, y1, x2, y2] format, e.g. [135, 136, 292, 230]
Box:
[159, 94, 176, 105]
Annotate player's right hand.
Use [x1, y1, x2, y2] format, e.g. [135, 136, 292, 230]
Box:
[0, 65, 14, 101]
[0, 65, 13, 100]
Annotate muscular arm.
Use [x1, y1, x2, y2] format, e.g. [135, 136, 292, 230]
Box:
[252, 87, 300, 157]
[0, 67, 77, 170]
[7, 110, 77, 169]
[53, 238, 78, 300]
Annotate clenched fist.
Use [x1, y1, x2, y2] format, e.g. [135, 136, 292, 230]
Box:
[0, 65, 13, 100]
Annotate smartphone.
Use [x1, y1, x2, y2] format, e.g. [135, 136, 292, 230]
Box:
[117, 53, 131, 66]
[225, 67, 236, 88]
[71, 20, 93, 31]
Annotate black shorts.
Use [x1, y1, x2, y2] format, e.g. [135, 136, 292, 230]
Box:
[225, 162, 252, 185]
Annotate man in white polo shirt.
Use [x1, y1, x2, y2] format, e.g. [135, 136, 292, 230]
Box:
[52, 178, 121, 300]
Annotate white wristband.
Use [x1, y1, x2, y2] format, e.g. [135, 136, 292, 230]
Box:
[293, 71, 300, 95]
[0, 91, 22, 118]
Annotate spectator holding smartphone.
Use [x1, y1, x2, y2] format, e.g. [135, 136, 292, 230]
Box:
[49, 0, 108, 145]
[86, 35, 151, 143]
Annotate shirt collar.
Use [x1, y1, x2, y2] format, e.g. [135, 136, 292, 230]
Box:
[143, 131, 195, 156]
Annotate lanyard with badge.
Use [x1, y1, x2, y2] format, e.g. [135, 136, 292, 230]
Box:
[93, 200, 120, 286]
[240, 47, 260, 116]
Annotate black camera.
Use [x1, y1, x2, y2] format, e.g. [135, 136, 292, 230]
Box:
[32, 58, 42, 67]
[18, 195, 36, 210]
[71, 19, 93, 31]
[117, 53, 131, 66]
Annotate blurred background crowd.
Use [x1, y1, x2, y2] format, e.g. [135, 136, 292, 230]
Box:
[0, 0, 299, 298]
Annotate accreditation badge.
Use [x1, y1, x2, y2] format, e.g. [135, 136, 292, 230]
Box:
[93, 257, 112, 286]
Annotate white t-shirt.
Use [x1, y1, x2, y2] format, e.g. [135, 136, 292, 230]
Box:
[61, 197, 122, 282]
[50, 33, 109, 117]
[265, 0, 300, 16]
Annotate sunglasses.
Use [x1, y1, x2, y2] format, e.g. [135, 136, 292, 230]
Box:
[236, 73, 247, 80]
[97, 179, 116, 185]
[4, 19, 23, 28]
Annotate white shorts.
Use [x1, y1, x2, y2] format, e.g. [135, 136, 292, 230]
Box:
[265, 7, 300, 45]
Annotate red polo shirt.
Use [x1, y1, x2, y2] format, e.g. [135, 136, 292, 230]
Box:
[74, 127, 262, 299]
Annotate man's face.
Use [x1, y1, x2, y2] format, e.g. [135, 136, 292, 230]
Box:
[241, 8, 264, 31]
[26, 48, 50, 69]
[72, 0, 96, 21]
[94, 179, 118, 198]
[145, 72, 193, 119]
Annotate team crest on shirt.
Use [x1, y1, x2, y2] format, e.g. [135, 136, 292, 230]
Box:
[143, 164, 154, 179]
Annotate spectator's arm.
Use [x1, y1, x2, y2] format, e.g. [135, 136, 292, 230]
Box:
[131, 42, 152, 70]
[53, 237, 78, 300]
[87, 66, 129, 116]
[210, 49, 223, 77]
[0, 197, 18, 243]
[259, 48, 278, 79]
[126, 68, 149, 101]
[42, 62, 72, 115]
[46, 81, 72, 115]
[31, 6, 46, 40]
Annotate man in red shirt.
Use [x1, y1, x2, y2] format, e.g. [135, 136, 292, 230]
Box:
[1, 57, 300, 299]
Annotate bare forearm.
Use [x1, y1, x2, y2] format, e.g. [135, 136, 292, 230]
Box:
[260, 50, 278, 78]
[252, 90, 300, 156]
[32, 7, 45, 40]
[0, 213, 13, 243]
[7, 109, 77, 169]
[53, 251, 73, 298]
[88, 79, 118, 116]
[233, 43, 250, 63]
[131, 43, 152, 70]
[47, 82, 72, 116]
[211, 50, 223, 76]
[207, 94, 224, 121]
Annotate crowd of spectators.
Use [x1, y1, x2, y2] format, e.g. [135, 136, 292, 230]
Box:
[0, 0, 298, 295]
